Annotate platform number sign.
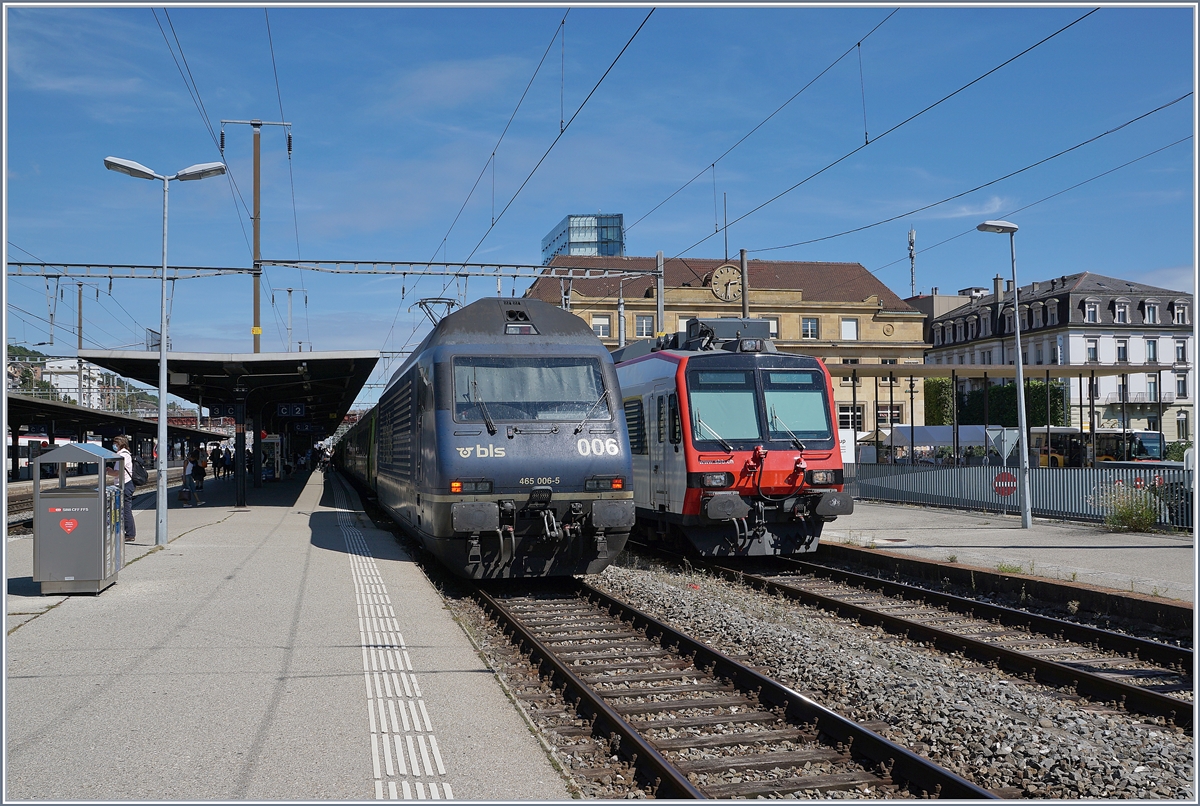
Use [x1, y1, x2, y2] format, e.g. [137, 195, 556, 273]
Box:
[277, 403, 306, 418]
[210, 404, 237, 418]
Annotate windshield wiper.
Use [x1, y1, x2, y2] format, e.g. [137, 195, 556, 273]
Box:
[573, 389, 609, 435]
[770, 405, 806, 451]
[471, 379, 497, 436]
[694, 415, 734, 453]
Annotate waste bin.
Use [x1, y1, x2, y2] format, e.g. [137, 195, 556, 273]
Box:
[32, 442, 124, 595]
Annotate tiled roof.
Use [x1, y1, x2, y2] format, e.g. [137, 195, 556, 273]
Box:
[524, 255, 916, 313]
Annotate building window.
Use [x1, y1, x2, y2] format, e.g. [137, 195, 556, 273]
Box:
[840, 358, 860, 386]
[1147, 413, 1159, 432]
[958, 354, 966, 365]
[982, 349, 993, 364]
[1086, 339, 1099, 363]
[1174, 304, 1189, 325]
[1147, 375, 1159, 402]
[1085, 302, 1099, 323]
[932, 326, 941, 346]
[1177, 372, 1189, 398]
[956, 322, 964, 341]
[1117, 380, 1127, 402]
[635, 315, 655, 338]
[1033, 307, 1043, 328]
[877, 404, 903, 426]
[1005, 311, 1015, 332]
[1176, 339, 1187, 363]
[968, 320, 977, 339]
[1116, 339, 1128, 362]
[840, 318, 858, 341]
[1115, 302, 1129, 324]
[838, 404, 864, 432]
[1035, 344, 1043, 365]
[1145, 303, 1159, 325]
[802, 317, 819, 339]
[761, 317, 779, 339]
[1146, 339, 1158, 363]
[592, 315, 611, 338]
[1020, 309, 1029, 329]
[980, 317, 990, 337]
[1047, 305, 1058, 326]
[1178, 411, 1189, 441]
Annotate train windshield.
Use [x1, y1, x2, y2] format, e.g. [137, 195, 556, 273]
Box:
[453, 356, 610, 422]
[762, 371, 833, 442]
[688, 371, 761, 441]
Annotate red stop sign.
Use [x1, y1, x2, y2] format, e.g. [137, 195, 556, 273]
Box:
[993, 471, 1018, 497]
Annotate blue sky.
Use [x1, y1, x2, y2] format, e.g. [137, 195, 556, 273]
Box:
[4, 3, 1196, 407]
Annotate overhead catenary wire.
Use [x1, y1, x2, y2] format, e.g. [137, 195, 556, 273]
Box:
[670, 7, 1101, 260]
[751, 92, 1192, 254]
[623, 8, 898, 236]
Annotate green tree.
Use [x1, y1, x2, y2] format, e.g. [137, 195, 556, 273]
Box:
[923, 377, 953, 425]
[957, 380, 1065, 427]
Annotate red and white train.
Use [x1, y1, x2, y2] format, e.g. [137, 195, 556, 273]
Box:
[613, 318, 852, 557]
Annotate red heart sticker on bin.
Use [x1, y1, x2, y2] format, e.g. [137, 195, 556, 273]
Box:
[59, 519, 78, 534]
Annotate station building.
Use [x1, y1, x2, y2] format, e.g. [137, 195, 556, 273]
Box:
[918, 272, 1193, 441]
[524, 254, 928, 432]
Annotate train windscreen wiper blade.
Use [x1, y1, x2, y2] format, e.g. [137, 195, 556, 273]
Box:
[471, 378, 497, 436]
[770, 405, 806, 452]
[573, 389, 609, 435]
[694, 415, 734, 453]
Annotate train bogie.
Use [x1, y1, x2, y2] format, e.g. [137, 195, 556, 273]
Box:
[614, 318, 853, 558]
[338, 298, 634, 579]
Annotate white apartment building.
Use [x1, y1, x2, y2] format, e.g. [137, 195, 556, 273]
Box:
[925, 273, 1192, 442]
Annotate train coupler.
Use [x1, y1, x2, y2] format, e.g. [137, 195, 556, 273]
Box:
[594, 529, 608, 560]
[467, 536, 482, 565]
[541, 509, 564, 541]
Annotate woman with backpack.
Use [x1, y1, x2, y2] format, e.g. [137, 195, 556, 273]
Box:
[182, 449, 204, 507]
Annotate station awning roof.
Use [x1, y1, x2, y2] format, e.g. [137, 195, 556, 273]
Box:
[5, 392, 226, 443]
[79, 349, 379, 440]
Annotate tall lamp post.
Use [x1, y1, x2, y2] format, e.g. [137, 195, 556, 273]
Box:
[977, 220, 1032, 528]
[104, 157, 227, 546]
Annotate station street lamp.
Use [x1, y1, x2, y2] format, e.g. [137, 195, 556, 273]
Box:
[104, 157, 227, 546]
[977, 219, 1032, 529]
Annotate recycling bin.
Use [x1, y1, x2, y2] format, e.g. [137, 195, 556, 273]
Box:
[32, 442, 124, 595]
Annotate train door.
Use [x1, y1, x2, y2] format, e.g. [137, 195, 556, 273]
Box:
[664, 392, 686, 510]
[648, 385, 671, 512]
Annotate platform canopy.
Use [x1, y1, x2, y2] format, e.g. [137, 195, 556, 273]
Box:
[5, 392, 226, 443]
[79, 350, 378, 440]
[880, 425, 990, 447]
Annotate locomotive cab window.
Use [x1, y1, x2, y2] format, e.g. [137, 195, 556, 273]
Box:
[688, 370, 761, 442]
[452, 356, 609, 422]
[762, 371, 833, 442]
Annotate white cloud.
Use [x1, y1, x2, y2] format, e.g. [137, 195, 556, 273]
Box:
[1137, 265, 1196, 295]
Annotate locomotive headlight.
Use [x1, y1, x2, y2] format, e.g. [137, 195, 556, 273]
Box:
[451, 479, 493, 494]
[585, 476, 625, 491]
[700, 472, 733, 488]
[805, 469, 840, 486]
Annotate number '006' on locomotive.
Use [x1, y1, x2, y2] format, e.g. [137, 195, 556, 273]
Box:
[613, 318, 852, 557]
[338, 298, 634, 578]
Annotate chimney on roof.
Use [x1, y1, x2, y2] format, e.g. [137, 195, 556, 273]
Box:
[1031, 281, 1039, 293]
[1006, 279, 1014, 293]
[932, 286, 938, 295]
[1050, 278, 1057, 290]
[993, 274, 1003, 301]
[1061, 275, 1068, 286]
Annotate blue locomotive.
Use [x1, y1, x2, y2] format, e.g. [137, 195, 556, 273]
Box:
[338, 297, 635, 578]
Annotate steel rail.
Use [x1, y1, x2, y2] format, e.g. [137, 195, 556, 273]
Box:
[780, 556, 1193, 668]
[707, 561, 1192, 729]
[575, 580, 999, 799]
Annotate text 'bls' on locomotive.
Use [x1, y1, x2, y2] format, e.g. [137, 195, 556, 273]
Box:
[338, 298, 634, 579]
[613, 317, 853, 558]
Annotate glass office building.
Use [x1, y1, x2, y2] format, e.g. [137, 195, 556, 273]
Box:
[541, 214, 625, 265]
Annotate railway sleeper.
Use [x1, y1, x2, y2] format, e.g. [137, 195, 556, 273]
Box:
[652, 727, 812, 751]
[580, 669, 713, 685]
[634, 710, 780, 730]
[613, 695, 753, 715]
[597, 682, 733, 696]
[537, 630, 641, 643]
[675, 746, 845, 774]
[699, 770, 887, 799]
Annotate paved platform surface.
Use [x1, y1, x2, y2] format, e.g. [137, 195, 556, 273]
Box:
[6, 470, 570, 801]
[822, 501, 1195, 603]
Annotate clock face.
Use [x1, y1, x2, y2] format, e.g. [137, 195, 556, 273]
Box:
[710, 264, 742, 301]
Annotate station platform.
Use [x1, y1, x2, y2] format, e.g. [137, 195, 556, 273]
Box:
[5, 470, 571, 801]
[822, 501, 1196, 603]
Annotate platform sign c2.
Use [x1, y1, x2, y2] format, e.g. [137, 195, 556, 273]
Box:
[277, 403, 306, 417]
[993, 471, 1018, 497]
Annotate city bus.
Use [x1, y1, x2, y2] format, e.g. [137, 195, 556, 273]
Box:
[1028, 427, 1164, 466]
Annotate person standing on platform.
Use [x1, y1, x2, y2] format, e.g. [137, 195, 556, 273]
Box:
[107, 435, 137, 543]
[183, 449, 204, 507]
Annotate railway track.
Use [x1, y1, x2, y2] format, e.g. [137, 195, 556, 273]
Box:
[475, 579, 997, 799]
[702, 557, 1193, 729]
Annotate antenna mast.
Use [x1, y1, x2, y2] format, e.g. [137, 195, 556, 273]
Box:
[908, 227, 916, 297]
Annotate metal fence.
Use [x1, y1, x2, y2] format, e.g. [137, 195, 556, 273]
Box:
[845, 463, 1193, 531]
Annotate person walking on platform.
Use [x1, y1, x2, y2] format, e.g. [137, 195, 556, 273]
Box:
[183, 450, 204, 507]
[107, 435, 137, 543]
